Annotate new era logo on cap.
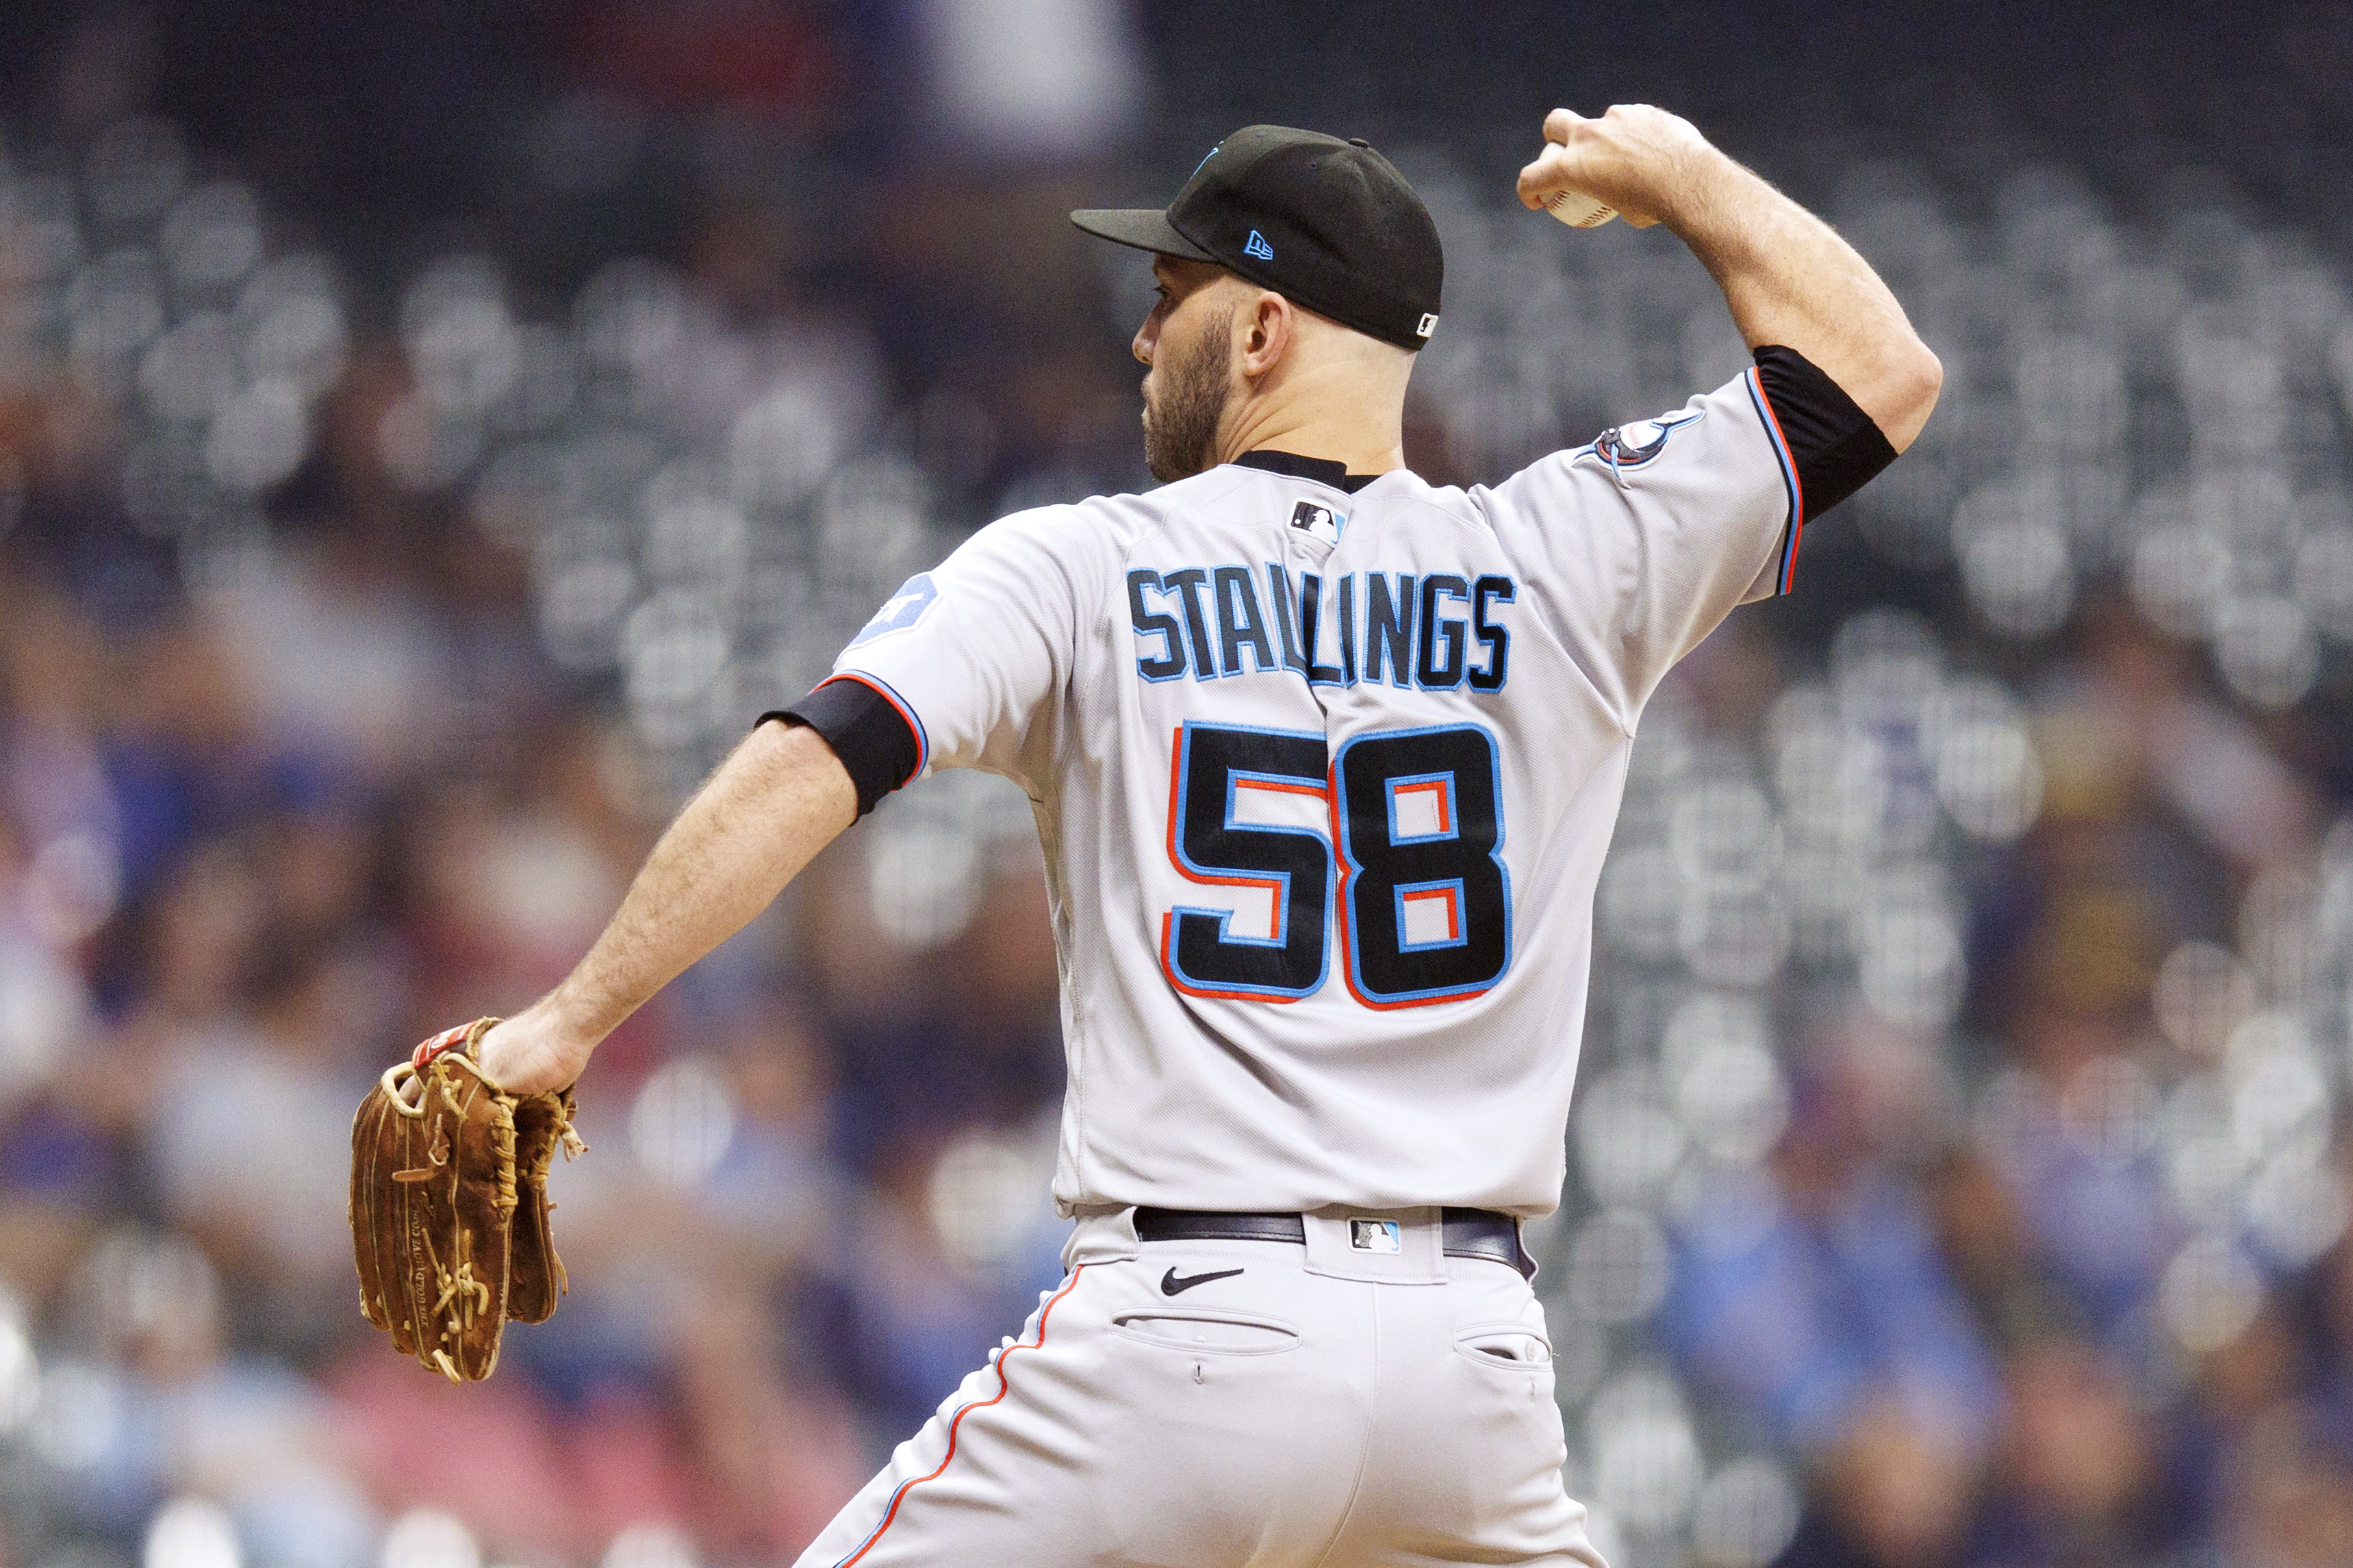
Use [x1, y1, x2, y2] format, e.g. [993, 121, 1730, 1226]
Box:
[1243, 229, 1275, 261]
[1416, 312, 1438, 339]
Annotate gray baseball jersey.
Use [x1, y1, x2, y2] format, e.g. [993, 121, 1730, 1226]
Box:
[788, 363, 1807, 1221]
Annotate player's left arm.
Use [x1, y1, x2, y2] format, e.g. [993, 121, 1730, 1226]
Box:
[474, 720, 856, 1094]
[1517, 104, 1942, 452]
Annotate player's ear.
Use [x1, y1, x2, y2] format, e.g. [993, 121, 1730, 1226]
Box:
[1238, 290, 1291, 380]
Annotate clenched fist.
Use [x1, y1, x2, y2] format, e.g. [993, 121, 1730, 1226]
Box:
[472, 1007, 594, 1096]
[1516, 104, 1716, 230]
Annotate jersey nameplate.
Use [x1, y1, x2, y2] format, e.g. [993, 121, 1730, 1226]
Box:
[1126, 564, 1516, 692]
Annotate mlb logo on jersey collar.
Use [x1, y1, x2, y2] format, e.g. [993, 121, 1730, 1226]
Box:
[1289, 499, 1344, 545]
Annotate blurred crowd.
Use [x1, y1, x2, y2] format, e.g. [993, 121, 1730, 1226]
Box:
[2, 5, 2353, 1568]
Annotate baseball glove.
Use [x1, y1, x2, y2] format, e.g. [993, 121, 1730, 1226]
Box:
[349, 1018, 586, 1381]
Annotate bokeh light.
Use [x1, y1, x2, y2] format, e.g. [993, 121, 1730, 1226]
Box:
[144, 1500, 240, 1568]
[628, 1057, 739, 1187]
[382, 1512, 480, 1568]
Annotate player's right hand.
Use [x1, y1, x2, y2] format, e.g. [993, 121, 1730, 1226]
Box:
[474, 1005, 592, 1094]
[1516, 104, 1714, 230]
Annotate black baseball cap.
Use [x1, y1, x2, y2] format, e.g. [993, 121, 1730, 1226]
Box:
[1072, 125, 1443, 352]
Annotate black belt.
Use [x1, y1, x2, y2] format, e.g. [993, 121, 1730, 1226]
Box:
[1133, 1207, 1532, 1277]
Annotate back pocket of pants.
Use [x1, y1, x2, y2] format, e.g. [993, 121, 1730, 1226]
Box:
[1112, 1308, 1301, 1356]
[1453, 1322, 1552, 1369]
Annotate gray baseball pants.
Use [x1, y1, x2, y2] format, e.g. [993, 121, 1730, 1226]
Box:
[793, 1207, 1607, 1567]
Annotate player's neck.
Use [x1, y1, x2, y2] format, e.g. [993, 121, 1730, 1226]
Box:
[1219, 410, 1405, 476]
[1216, 365, 1408, 476]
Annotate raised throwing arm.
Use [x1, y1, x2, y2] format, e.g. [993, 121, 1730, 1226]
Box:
[475, 720, 856, 1093]
[1516, 105, 1942, 450]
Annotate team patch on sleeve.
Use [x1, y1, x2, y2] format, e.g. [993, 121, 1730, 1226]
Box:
[1588, 411, 1700, 469]
[850, 573, 941, 647]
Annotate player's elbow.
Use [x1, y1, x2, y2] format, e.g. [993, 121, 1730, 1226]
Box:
[1903, 339, 1944, 416]
[1873, 338, 1942, 454]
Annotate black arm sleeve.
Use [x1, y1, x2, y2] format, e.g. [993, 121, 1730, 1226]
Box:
[760, 678, 920, 818]
[1753, 344, 1899, 523]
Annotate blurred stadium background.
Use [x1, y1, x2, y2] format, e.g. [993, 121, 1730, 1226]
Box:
[1, 2, 2351, 1566]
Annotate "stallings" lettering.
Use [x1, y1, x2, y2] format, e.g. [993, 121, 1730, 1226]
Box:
[1125, 566, 1515, 692]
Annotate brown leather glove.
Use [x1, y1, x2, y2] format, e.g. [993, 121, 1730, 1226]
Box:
[349, 1018, 585, 1381]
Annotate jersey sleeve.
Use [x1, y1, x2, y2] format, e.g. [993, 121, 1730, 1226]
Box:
[1481, 348, 1892, 722]
[772, 504, 1088, 810]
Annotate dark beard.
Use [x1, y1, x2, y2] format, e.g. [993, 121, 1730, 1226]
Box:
[1143, 306, 1234, 483]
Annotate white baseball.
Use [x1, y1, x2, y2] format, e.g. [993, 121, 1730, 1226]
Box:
[1546, 188, 1618, 229]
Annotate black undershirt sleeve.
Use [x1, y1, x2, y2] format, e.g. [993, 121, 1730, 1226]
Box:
[1752, 344, 1899, 523]
[761, 678, 920, 818]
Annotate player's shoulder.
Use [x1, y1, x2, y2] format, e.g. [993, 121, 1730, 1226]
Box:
[996, 467, 1276, 561]
[943, 489, 1156, 577]
[970, 475, 1249, 548]
[1473, 370, 1776, 506]
[1115, 465, 1270, 533]
[930, 478, 1260, 609]
[1364, 465, 1473, 513]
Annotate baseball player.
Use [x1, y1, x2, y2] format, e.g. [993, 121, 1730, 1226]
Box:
[468, 106, 1939, 1565]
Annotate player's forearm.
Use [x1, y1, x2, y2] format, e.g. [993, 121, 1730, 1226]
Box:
[535, 721, 854, 1052]
[1665, 153, 1942, 449]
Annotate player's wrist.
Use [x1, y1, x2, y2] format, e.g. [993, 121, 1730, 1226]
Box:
[1646, 141, 1735, 237]
[479, 1001, 596, 1093]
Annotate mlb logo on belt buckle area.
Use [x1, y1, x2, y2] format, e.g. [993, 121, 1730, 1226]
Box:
[1350, 1218, 1403, 1253]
